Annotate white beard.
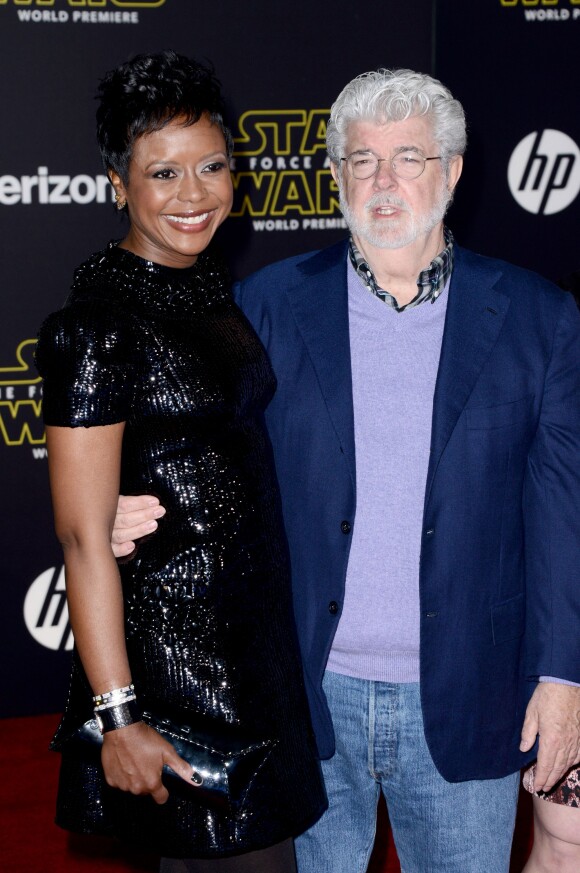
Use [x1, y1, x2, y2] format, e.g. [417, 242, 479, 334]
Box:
[338, 179, 451, 250]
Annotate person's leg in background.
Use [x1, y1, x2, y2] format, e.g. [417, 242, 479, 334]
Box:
[521, 765, 580, 873]
[159, 838, 297, 873]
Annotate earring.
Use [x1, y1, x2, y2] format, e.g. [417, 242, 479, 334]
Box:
[115, 193, 126, 211]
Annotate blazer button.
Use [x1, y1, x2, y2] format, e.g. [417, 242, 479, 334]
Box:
[340, 520, 351, 534]
[328, 601, 339, 615]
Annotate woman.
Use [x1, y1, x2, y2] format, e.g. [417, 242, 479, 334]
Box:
[522, 763, 580, 872]
[35, 50, 326, 872]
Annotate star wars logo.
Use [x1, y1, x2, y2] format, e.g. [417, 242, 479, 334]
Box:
[2, 0, 166, 25]
[0, 340, 45, 453]
[0, 0, 165, 4]
[500, 0, 580, 20]
[230, 110, 346, 233]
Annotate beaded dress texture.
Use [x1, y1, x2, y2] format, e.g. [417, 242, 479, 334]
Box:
[36, 243, 326, 858]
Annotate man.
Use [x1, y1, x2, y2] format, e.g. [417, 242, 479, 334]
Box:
[113, 70, 580, 872]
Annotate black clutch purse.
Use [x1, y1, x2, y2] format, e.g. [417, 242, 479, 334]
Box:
[54, 709, 277, 811]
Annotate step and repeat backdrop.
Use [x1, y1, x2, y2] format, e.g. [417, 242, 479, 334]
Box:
[1, 0, 578, 718]
[0, 0, 433, 717]
[436, 0, 580, 283]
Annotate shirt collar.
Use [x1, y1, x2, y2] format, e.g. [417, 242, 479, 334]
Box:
[348, 227, 455, 313]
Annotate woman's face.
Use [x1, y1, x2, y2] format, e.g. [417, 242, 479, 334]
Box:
[111, 114, 233, 268]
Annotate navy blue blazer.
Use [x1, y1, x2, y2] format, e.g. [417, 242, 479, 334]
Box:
[234, 241, 580, 781]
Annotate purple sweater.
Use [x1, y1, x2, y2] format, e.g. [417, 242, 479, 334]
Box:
[327, 261, 449, 683]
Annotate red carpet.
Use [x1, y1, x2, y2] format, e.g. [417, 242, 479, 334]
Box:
[0, 714, 531, 872]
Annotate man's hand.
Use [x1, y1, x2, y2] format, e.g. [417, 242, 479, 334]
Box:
[520, 682, 580, 792]
[111, 494, 165, 558]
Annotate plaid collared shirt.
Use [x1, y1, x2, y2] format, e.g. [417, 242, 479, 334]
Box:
[348, 227, 455, 313]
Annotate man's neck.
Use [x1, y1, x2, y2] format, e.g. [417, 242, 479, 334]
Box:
[352, 224, 446, 308]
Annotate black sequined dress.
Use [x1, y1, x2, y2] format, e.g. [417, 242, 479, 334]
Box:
[35, 242, 326, 858]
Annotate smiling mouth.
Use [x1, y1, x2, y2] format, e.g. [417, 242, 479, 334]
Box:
[164, 212, 212, 225]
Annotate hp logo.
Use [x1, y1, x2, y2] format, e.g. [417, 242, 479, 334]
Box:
[508, 129, 580, 215]
[23, 566, 73, 651]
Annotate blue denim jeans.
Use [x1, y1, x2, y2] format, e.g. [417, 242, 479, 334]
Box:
[295, 671, 519, 873]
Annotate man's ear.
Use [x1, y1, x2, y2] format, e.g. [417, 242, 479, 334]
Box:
[447, 154, 463, 194]
[330, 161, 340, 187]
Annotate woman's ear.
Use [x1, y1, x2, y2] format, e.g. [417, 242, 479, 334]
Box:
[109, 171, 127, 210]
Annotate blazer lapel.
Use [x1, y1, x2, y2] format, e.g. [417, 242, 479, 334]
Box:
[280, 241, 509, 501]
[286, 241, 356, 487]
[425, 247, 511, 504]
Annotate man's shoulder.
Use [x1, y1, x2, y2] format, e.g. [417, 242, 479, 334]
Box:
[239, 239, 349, 292]
[454, 244, 564, 302]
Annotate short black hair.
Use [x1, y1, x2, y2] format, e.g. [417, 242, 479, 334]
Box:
[96, 49, 233, 184]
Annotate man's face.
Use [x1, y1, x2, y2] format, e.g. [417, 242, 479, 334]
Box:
[331, 115, 462, 251]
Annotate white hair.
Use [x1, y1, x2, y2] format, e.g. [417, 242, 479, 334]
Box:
[326, 69, 467, 171]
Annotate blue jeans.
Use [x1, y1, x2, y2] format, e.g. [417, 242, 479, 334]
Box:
[295, 671, 519, 873]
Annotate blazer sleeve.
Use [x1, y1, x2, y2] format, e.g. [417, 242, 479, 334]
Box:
[524, 292, 580, 682]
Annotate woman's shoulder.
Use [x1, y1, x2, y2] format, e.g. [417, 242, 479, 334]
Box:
[37, 299, 128, 360]
[35, 247, 138, 385]
[36, 245, 139, 426]
[38, 242, 136, 345]
[66, 240, 128, 306]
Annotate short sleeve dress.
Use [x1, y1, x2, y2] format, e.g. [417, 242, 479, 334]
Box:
[35, 242, 326, 858]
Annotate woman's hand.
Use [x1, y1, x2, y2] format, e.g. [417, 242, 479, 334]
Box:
[44, 424, 192, 805]
[102, 721, 196, 804]
[111, 495, 166, 559]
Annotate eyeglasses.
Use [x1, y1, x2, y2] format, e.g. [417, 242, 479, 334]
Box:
[341, 151, 442, 181]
